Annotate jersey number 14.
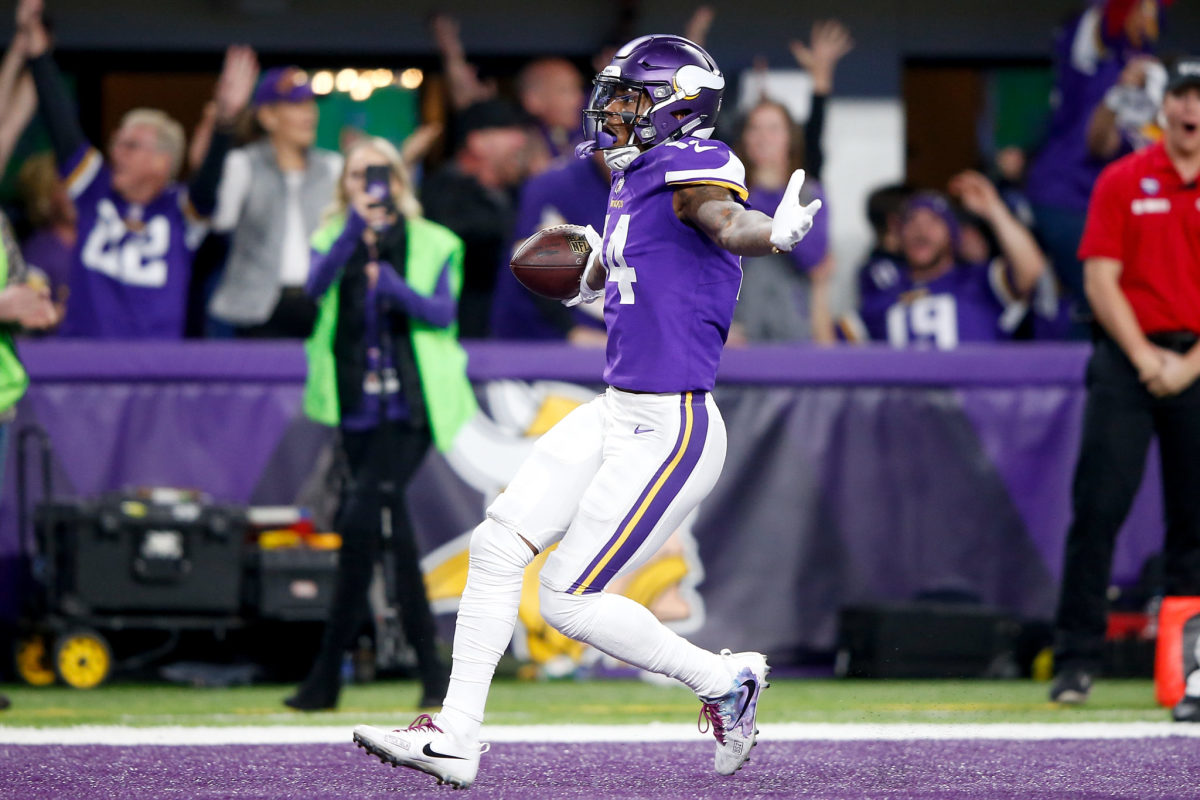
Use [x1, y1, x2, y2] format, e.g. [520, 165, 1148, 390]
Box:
[603, 213, 637, 305]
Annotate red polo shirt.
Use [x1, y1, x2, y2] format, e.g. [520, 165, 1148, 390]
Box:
[1078, 141, 1200, 334]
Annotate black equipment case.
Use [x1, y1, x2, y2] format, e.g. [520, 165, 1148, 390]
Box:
[256, 547, 339, 621]
[37, 495, 246, 615]
[837, 602, 1020, 679]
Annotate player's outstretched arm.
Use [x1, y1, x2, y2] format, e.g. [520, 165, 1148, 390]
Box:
[673, 169, 821, 257]
[674, 184, 774, 256]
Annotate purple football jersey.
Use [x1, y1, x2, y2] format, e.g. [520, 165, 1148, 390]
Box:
[59, 146, 207, 338]
[600, 137, 747, 392]
[850, 256, 1020, 348]
[1025, 7, 1146, 213]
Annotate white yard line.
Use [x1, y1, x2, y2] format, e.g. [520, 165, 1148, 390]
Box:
[1, 722, 1199, 746]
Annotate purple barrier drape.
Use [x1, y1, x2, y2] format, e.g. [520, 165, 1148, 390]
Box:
[0, 341, 1166, 659]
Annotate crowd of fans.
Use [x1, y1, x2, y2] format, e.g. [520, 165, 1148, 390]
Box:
[0, 0, 1182, 350]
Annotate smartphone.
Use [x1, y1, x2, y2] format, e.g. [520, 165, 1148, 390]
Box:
[364, 164, 393, 210]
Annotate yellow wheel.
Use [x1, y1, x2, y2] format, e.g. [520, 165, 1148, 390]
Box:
[54, 630, 111, 689]
[14, 634, 56, 687]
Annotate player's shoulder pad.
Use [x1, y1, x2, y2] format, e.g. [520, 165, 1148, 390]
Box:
[658, 138, 747, 200]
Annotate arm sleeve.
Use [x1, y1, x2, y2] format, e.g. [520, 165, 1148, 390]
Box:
[186, 129, 235, 218]
[211, 149, 252, 232]
[804, 93, 827, 183]
[26, 53, 87, 167]
[375, 257, 457, 328]
[305, 211, 366, 299]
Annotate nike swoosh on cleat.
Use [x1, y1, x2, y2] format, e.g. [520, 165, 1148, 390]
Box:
[422, 743, 468, 760]
[732, 679, 757, 725]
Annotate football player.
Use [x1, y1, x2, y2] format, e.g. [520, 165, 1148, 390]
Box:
[353, 34, 820, 788]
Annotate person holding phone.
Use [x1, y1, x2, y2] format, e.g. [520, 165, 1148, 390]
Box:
[287, 136, 474, 711]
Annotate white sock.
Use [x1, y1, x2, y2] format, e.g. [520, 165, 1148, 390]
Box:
[539, 584, 732, 699]
[438, 519, 535, 741]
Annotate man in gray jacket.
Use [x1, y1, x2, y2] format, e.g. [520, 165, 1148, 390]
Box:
[210, 66, 343, 338]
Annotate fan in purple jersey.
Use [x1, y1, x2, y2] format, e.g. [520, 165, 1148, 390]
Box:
[352, 34, 820, 788]
[839, 172, 1047, 349]
[1025, 0, 1173, 336]
[16, 0, 257, 339]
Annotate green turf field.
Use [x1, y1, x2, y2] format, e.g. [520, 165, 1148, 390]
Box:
[0, 678, 1170, 728]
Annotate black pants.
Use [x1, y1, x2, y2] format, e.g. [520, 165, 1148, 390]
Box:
[295, 424, 448, 703]
[1054, 335, 1200, 671]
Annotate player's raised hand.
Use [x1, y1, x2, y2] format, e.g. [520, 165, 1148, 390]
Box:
[213, 45, 259, 125]
[769, 169, 822, 253]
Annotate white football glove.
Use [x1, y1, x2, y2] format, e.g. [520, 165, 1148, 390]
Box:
[769, 169, 823, 253]
[563, 224, 605, 307]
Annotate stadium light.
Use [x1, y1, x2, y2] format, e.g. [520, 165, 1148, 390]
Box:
[399, 68, 423, 90]
[311, 70, 334, 95]
[349, 76, 374, 101]
[335, 68, 357, 93]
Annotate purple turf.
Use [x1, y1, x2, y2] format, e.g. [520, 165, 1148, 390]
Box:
[3, 739, 1200, 799]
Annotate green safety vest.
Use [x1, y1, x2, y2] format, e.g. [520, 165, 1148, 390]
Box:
[303, 213, 477, 453]
[0, 240, 29, 414]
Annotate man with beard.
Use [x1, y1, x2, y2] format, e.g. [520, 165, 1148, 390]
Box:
[840, 171, 1046, 348]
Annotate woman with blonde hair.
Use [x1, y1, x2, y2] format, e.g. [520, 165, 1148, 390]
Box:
[287, 136, 474, 711]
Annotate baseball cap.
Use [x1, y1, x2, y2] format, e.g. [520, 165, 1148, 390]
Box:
[1166, 57, 1200, 94]
[903, 191, 960, 247]
[253, 67, 315, 106]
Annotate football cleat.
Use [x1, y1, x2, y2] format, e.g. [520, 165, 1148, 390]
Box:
[698, 649, 770, 776]
[352, 714, 489, 789]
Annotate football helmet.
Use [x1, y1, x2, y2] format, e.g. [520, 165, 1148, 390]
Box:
[579, 34, 725, 168]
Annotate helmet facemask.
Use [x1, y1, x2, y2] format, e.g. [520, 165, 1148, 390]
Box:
[582, 78, 655, 169]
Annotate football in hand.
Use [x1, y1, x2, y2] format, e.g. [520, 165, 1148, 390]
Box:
[509, 224, 591, 300]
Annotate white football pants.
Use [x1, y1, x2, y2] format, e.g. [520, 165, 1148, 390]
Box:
[440, 388, 734, 738]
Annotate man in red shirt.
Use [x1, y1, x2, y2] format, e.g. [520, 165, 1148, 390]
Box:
[1050, 56, 1200, 722]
